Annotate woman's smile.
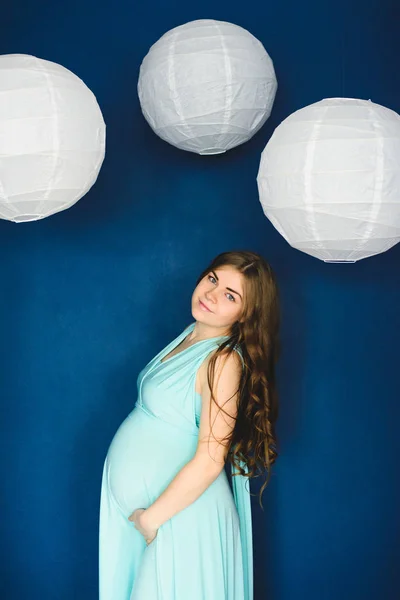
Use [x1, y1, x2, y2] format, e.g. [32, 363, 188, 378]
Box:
[199, 298, 212, 312]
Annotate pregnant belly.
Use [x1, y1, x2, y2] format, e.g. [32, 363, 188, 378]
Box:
[105, 404, 198, 516]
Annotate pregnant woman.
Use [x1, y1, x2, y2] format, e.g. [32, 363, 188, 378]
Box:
[98, 250, 280, 600]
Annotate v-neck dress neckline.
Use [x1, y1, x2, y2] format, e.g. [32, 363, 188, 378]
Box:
[159, 322, 230, 365]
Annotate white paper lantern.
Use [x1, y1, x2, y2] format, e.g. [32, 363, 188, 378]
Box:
[257, 98, 400, 263]
[138, 19, 277, 155]
[0, 54, 106, 223]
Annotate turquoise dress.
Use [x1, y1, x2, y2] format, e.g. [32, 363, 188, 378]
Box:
[99, 322, 253, 600]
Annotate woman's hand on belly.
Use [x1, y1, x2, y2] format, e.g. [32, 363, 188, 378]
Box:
[128, 508, 159, 546]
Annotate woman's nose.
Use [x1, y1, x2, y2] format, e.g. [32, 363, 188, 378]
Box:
[205, 292, 217, 303]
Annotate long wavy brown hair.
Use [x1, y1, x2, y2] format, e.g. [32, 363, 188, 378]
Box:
[195, 250, 281, 509]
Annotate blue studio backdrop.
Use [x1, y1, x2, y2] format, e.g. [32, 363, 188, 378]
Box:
[0, 1, 399, 599]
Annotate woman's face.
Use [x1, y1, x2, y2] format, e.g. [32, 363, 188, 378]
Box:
[191, 266, 245, 328]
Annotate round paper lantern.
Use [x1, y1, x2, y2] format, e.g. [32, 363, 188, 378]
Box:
[257, 97, 400, 263]
[0, 54, 106, 223]
[138, 19, 277, 155]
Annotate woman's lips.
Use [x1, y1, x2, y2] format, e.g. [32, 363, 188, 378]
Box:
[199, 299, 212, 312]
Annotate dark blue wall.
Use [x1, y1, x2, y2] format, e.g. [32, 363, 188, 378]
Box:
[1, 1, 399, 599]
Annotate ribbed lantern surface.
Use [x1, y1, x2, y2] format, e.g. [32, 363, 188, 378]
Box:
[138, 19, 277, 155]
[0, 54, 106, 223]
[257, 98, 400, 262]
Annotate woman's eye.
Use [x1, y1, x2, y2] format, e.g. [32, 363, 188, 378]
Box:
[208, 275, 235, 301]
